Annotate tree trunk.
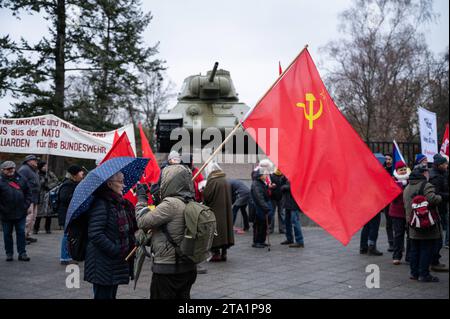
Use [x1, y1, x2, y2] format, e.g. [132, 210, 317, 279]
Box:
[53, 0, 66, 176]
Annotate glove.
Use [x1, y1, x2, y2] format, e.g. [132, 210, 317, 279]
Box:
[136, 183, 149, 203]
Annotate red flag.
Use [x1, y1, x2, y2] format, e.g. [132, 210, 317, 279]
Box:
[138, 123, 160, 184]
[440, 123, 449, 157]
[242, 48, 401, 245]
[100, 132, 135, 164]
[278, 61, 283, 76]
[113, 130, 120, 144]
[99, 132, 137, 204]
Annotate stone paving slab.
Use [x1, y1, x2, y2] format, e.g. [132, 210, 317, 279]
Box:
[0, 227, 448, 299]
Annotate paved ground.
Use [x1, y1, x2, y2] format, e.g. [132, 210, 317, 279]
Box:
[0, 226, 448, 299]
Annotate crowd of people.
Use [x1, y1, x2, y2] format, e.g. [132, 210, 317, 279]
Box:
[1, 149, 447, 298]
[359, 152, 449, 283]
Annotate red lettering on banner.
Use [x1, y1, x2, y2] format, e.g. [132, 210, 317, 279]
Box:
[0, 137, 31, 148]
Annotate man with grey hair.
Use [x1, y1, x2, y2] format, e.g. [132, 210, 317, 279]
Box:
[0, 160, 32, 261]
[18, 155, 40, 244]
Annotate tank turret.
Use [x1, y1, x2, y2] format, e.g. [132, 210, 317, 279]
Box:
[156, 63, 249, 153]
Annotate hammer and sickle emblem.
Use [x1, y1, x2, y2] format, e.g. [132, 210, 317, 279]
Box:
[296, 93, 323, 130]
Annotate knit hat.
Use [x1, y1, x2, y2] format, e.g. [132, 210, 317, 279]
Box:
[414, 154, 427, 165]
[168, 151, 181, 163]
[395, 161, 407, 170]
[0, 161, 16, 170]
[433, 153, 448, 166]
[67, 165, 83, 176]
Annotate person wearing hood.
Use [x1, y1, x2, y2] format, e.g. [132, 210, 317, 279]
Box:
[0, 161, 32, 261]
[428, 153, 449, 271]
[403, 164, 442, 282]
[203, 162, 234, 262]
[135, 164, 197, 299]
[150, 151, 181, 205]
[17, 154, 40, 244]
[389, 161, 410, 265]
[84, 172, 137, 299]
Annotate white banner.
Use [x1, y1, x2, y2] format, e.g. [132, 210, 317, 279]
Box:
[0, 114, 136, 160]
[418, 107, 438, 162]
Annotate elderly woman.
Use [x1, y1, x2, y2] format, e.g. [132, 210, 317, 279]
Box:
[84, 172, 137, 299]
[203, 162, 234, 262]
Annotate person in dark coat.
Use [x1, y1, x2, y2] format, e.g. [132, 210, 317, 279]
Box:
[428, 153, 449, 271]
[229, 179, 250, 231]
[269, 169, 285, 234]
[251, 167, 273, 248]
[84, 172, 137, 299]
[403, 164, 442, 282]
[34, 160, 59, 234]
[0, 161, 32, 261]
[382, 153, 394, 252]
[279, 175, 304, 248]
[58, 165, 85, 264]
[203, 162, 234, 261]
[389, 161, 410, 265]
[17, 154, 40, 243]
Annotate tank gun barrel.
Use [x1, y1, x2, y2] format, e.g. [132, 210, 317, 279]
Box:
[208, 62, 219, 82]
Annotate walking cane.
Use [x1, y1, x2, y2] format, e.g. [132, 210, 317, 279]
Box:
[266, 213, 271, 252]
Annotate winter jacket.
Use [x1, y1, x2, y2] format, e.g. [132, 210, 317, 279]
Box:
[229, 179, 250, 207]
[429, 167, 449, 218]
[269, 173, 283, 201]
[57, 178, 79, 226]
[280, 176, 301, 211]
[0, 173, 32, 221]
[388, 182, 407, 219]
[37, 170, 60, 218]
[251, 178, 271, 216]
[403, 172, 442, 240]
[204, 170, 234, 250]
[17, 163, 40, 204]
[84, 190, 137, 286]
[136, 164, 196, 274]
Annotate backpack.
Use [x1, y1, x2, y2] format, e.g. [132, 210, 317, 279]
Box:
[43, 182, 64, 216]
[162, 200, 217, 264]
[409, 182, 439, 230]
[66, 213, 89, 262]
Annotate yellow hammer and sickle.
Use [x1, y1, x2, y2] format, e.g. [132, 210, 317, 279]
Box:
[296, 93, 323, 130]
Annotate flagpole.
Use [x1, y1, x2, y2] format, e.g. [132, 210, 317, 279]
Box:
[191, 44, 309, 181]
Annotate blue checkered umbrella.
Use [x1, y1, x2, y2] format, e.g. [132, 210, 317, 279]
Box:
[64, 157, 149, 231]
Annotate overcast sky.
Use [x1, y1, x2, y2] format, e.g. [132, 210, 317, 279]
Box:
[1, 0, 448, 117]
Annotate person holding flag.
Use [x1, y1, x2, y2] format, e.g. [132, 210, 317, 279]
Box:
[194, 46, 400, 247]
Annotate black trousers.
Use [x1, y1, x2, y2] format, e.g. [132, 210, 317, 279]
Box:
[392, 217, 406, 260]
[253, 216, 267, 244]
[34, 217, 52, 233]
[383, 206, 394, 246]
[93, 284, 118, 299]
[150, 270, 197, 299]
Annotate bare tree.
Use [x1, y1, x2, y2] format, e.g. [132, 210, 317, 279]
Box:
[138, 71, 175, 149]
[322, 0, 437, 142]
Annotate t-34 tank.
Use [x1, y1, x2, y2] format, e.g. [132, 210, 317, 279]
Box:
[156, 62, 250, 153]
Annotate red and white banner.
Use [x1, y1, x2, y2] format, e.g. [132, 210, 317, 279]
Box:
[440, 123, 449, 157]
[0, 114, 136, 160]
